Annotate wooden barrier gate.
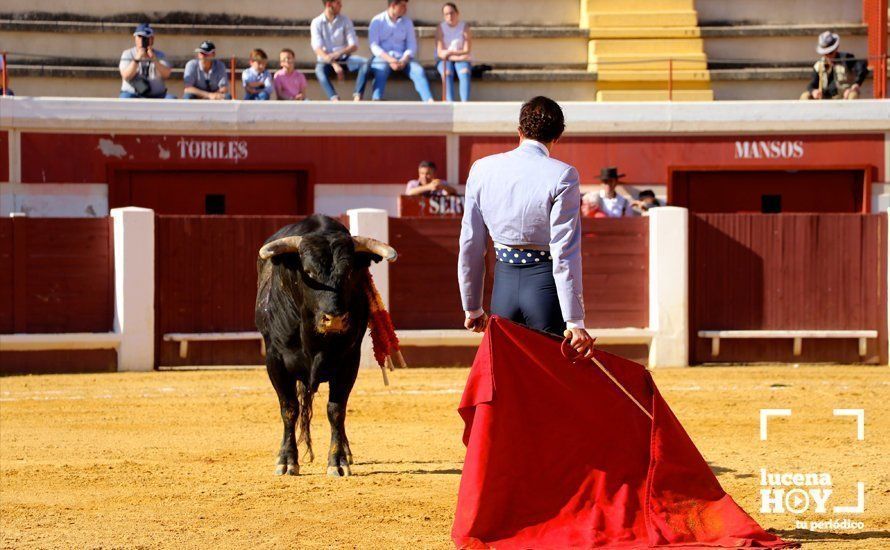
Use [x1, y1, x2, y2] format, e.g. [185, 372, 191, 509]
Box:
[388, 217, 649, 329]
[690, 213, 888, 364]
[0, 217, 115, 373]
[155, 215, 302, 366]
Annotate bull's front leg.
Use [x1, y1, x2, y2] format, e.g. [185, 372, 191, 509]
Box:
[326, 400, 352, 477]
[327, 354, 359, 477]
[267, 353, 300, 476]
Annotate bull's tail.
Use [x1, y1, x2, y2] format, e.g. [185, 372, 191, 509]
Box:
[296, 380, 314, 462]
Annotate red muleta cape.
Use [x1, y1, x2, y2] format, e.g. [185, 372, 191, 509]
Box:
[452, 317, 798, 549]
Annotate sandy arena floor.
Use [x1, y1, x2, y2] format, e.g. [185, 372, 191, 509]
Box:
[1, 365, 888, 549]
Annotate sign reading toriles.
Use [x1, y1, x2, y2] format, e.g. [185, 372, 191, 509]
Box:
[177, 138, 249, 161]
[734, 140, 805, 160]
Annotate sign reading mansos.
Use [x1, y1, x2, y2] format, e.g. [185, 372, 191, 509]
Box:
[734, 140, 805, 160]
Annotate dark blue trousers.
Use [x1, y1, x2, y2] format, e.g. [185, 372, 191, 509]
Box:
[491, 260, 565, 336]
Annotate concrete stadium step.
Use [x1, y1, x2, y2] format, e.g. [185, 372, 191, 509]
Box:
[0, 0, 583, 26]
[589, 53, 708, 72]
[585, 11, 698, 29]
[595, 89, 714, 101]
[589, 38, 705, 55]
[596, 69, 711, 83]
[588, 26, 701, 39]
[583, 0, 695, 13]
[0, 20, 590, 67]
[9, 63, 863, 101]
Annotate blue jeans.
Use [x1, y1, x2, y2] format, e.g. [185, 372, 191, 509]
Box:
[119, 91, 176, 99]
[315, 55, 370, 99]
[183, 92, 233, 100]
[437, 60, 471, 102]
[369, 57, 433, 101]
[244, 90, 271, 100]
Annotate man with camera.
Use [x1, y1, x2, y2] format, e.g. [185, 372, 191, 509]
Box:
[119, 23, 175, 99]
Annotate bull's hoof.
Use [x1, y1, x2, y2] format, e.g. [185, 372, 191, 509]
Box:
[345, 452, 354, 465]
[327, 464, 352, 477]
[275, 462, 299, 476]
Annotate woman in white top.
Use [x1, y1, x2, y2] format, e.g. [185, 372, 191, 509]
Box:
[436, 2, 472, 102]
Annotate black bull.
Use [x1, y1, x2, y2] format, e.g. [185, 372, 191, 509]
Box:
[255, 215, 397, 476]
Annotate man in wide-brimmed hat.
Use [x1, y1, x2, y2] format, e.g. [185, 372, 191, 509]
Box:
[800, 31, 869, 100]
[581, 167, 634, 218]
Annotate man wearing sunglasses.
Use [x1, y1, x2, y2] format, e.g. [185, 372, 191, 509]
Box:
[183, 41, 232, 100]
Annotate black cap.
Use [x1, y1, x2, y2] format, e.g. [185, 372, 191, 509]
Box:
[195, 41, 216, 54]
[599, 167, 625, 181]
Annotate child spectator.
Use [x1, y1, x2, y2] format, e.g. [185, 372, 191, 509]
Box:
[242, 49, 273, 101]
[274, 49, 308, 100]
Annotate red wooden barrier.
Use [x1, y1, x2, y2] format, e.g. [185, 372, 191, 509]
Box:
[690, 213, 887, 363]
[154, 215, 304, 365]
[388, 217, 649, 330]
[0, 217, 114, 334]
[580, 217, 649, 328]
[1, 217, 115, 374]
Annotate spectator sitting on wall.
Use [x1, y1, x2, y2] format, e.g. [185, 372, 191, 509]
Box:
[242, 49, 274, 100]
[631, 189, 661, 215]
[183, 41, 232, 100]
[368, 0, 434, 102]
[800, 31, 869, 100]
[119, 23, 175, 99]
[274, 49, 308, 100]
[405, 161, 458, 196]
[581, 167, 634, 218]
[436, 2, 472, 102]
[312, 0, 370, 101]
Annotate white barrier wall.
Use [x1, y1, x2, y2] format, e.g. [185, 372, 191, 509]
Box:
[647, 207, 690, 368]
[111, 207, 155, 371]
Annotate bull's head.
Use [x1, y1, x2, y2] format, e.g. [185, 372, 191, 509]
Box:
[259, 235, 397, 335]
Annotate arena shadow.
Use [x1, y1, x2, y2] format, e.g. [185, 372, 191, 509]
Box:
[771, 529, 890, 542]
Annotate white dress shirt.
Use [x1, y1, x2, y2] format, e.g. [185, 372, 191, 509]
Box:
[458, 140, 586, 328]
[368, 11, 418, 60]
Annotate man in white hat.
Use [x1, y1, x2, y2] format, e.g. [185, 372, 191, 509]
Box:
[800, 31, 869, 100]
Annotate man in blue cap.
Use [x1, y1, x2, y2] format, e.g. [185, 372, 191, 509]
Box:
[118, 23, 175, 99]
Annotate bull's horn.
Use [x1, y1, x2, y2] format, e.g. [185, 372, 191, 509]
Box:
[353, 236, 397, 262]
[259, 236, 303, 260]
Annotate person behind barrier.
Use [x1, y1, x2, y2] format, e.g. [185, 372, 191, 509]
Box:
[458, 96, 595, 358]
[405, 161, 458, 197]
[436, 2, 472, 102]
[368, 0, 434, 102]
[800, 31, 869, 100]
[274, 49, 308, 100]
[311, 0, 370, 101]
[183, 41, 232, 100]
[242, 49, 273, 101]
[118, 23, 175, 99]
[632, 189, 661, 215]
[581, 167, 634, 218]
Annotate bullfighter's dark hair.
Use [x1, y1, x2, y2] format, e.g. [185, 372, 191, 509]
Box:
[519, 96, 565, 144]
[419, 160, 437, 171]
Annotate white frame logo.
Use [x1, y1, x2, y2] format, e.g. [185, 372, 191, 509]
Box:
[759, 409, 865, 519]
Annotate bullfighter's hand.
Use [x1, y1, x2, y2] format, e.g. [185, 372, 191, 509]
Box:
[464, 312, 489, 333]
[564, 328, 595, 360]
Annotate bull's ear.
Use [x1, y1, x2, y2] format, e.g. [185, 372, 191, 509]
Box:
[352, 236, 397, 263]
